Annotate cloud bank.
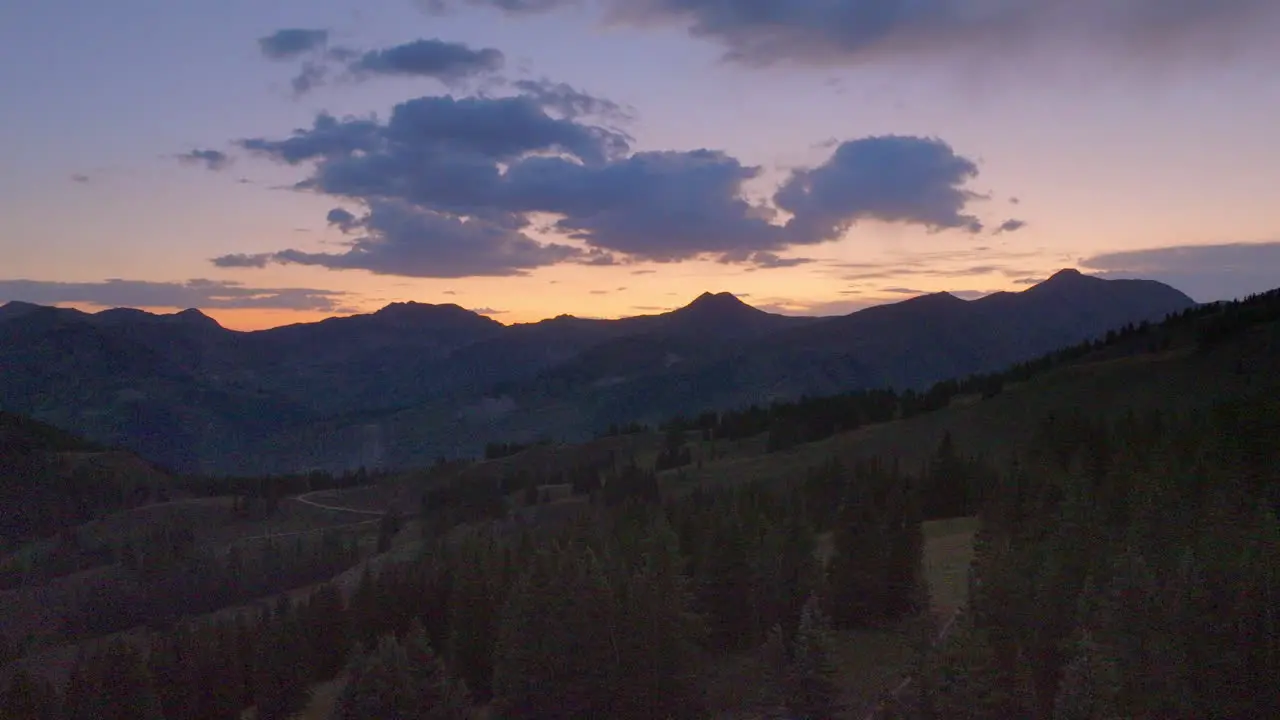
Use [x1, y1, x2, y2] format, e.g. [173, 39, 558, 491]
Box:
[424, 0, 1279, 67]
[1080, 241, 1280, 302]
[0, 279, 349, 311]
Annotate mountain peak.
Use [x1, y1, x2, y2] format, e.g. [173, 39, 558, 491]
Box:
[683, 291, 752, 313]
[172, 308, 222, 329]
[0, 300, 44, 322]
[1036, 268, 1095, 286]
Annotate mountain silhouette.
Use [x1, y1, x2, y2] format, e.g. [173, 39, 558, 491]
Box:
[0, 270, 1196, 473]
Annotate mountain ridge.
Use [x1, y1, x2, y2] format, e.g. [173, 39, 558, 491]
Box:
[0, 270, 1196, 473]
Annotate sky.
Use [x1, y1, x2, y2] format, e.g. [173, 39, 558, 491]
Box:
[2, 0, 1279, 330]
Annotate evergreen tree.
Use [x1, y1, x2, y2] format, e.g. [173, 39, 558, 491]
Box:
[784, 594, 839, 720]
[63, 638, 165, 720]
[403, 619, 470, 720]
[1, 667, 60, 720]
[827, 472, 888, 628]
[333, 635, 415, 720]
[252, 598, 311, 720]
[492, 544, 620, 719]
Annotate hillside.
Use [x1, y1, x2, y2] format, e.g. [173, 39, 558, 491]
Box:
[0, 413, 172, 550]
[2, 285, 1276, 720]
[0, 271, 1194, 473]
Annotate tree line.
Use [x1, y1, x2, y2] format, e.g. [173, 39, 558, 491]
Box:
[2, 448, 932, 719]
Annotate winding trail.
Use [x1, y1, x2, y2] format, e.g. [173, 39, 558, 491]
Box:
[293, 490, 387, 516]
[234, 490, 386, 543]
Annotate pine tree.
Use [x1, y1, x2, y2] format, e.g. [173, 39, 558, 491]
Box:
[333, 635, 415, 720]
[448, 537, 503, 702]
[252, 598, 312, 720]
[492, 544, 620, 719]
[784, 594, 839, 720]
[403, 619, 470, 720]
[1052, 630, 1120, 720]
[305, 582, 351, 681]
[1, 667, 60, 720]
[63, 638, 165, 720]
[827, 473, 888, 628]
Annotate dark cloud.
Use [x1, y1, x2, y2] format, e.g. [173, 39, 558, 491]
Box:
[349, 39, 504, 83]
[469, 306, 507, 314]
[419, 0, 574, 14]
[428, 0, 1280, 67]
[883, 287, 926, 295]
[1012, 276, 1045, 285]
[1079, 241, 1280, 302]
[775, 136, 983, 239]
[326, 207, 359, 232]
[177, 149, 232, 171]
[70, 174, 91, 184]
[227, 93, 989, 275]
[0, 278, 348, 311]
[744, 252, 813, 269]
[209, 253, 271, 268]
[213, 199, 582, 278]
[994, 218, 1027, 234]
[502, 150, 784, 260]
[510, 79, 634, 122]
[259, 29, 329, 60]
[630, 269, 656, 275]
[291, 61, 330, 95]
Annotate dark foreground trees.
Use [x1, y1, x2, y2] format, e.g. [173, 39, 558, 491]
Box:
[909, 398, 1280, 719]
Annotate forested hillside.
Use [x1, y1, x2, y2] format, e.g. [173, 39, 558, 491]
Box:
[1, 288, 1277, 719]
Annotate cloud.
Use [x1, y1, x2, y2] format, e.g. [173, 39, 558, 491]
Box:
[213, 198, 583, 278]
[1079, 241, 1280, 302]
[775, 135, 984, 238]
[176, 149, 232, 171]
[630, 269, 656, 275]
[883, 287, 926, 295]
[469, 306, 506, 314]
[326, 207, 359, 231]
[419, 0, 574, 14]
[745, 251, 813, 269]
[291, 61, 330, 95]
[226, 91, 990, 275]
[428, 0, 1280, 67]
[280, 38, 504, 95]
[994, 218, 1027, 234]
[349, 39, 505, 83]
[510, 79, 635, 122]
[259, 28, 330, 60]
[70, 173, 91, 184]
[0, 278, 348, 311]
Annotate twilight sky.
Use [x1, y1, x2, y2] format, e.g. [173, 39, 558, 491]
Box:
[2, 0, 1279, 330]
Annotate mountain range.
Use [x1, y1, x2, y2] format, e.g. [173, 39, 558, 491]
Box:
[0, 269, 1195, 474]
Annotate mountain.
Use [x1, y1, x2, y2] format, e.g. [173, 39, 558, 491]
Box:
[0, 271, 1196, 473]
[0, 411, 171, 547]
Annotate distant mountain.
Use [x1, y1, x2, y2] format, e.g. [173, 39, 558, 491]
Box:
[0, 271, 1196, 473]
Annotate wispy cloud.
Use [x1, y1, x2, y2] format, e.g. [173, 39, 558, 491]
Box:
[1080, 241, 1280, 302]
[0, 278, 349, 311]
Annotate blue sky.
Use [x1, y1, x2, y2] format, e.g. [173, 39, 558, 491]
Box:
[2, 0, 1279, 328]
